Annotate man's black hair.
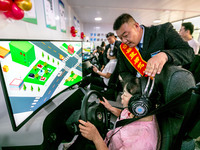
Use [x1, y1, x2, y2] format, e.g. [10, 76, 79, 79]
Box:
[106, 32, 115, 38]
[113, 13, 136, 30]
[182, 22, 194, 35]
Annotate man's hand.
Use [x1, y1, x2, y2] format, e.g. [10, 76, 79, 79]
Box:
[93, 66, 99, 73]
[144, 52, 168, 77]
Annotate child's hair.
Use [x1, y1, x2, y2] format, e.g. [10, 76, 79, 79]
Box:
[123, 76, 141, 95]
[122, 76, 160, 109]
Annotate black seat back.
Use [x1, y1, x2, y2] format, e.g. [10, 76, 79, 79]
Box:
[187, 83, 200, 139]
[189, 54, 200, 73]
[155, 65, 196, 150]
[189, 54, 200, 83]
[173, 83, 200, 149]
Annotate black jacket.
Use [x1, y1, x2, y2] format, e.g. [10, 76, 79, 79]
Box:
[118, 22, 195, 80]
[103, 40, 121, 65]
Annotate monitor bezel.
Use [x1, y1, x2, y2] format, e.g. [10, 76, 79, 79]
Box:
[0, 39, 83, 131]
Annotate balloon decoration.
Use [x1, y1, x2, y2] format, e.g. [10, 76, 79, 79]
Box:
[0, 0, 32, 20]
[15, 0, 32, 11]
[70, 26, 77, 37]
[80, 32, 85, 39]
[0, 0, 13, 12]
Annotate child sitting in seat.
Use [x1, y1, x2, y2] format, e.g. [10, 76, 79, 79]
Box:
[79, 76, 161, 150]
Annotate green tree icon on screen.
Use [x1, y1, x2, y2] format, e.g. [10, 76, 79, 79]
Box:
[23, 84, 26, 91]
[31, 85, 33, 91]
[33, 66, 37, 71]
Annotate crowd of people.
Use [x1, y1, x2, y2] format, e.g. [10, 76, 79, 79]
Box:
[77, 13, 199, 150]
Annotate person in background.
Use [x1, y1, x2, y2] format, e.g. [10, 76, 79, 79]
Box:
[91, 46, 105, 71]
[113, 13, 194, 79]
[179, 22, 200, 55]
[79, 47, 117, 88]
[92, 46, 100, 56]
[97, 47, 105, 71]
[101, 41, 106, 50]
[79, 76, 160, 150]
[103, 32, 121, 66]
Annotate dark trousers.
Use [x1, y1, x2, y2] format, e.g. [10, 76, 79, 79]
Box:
[79, 75, 107, 88]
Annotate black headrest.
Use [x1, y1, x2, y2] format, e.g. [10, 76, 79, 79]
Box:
[155, 65, 195, 103]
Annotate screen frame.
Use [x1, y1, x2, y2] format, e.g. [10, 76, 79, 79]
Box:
[0, 39, 83, 131]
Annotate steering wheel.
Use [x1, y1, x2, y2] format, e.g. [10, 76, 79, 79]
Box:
[80, 90, 109, 136]
[83, 55, 100, 70]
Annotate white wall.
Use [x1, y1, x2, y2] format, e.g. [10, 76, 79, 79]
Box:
[83, 23, 117, 47]
[84, 17, 200, 48]
[0, 0, 83, 41]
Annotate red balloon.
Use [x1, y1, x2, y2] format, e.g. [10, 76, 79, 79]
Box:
[72, 33, 76, 37]
[11, 3, 24, 20]
[81, 32, 84, 39]
[0, 0, 13, 12]
[3, 9, 14, 18]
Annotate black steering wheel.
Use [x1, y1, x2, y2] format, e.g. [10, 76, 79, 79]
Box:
[82, 55, 100, 75]
[80, 90, 109, 137]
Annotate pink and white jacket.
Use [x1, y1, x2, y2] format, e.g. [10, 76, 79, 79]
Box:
[105, 109, 160, 150]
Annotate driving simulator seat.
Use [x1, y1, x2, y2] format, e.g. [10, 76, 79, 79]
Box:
[154, 65, 200, 150]
[188, 54, 200, 84]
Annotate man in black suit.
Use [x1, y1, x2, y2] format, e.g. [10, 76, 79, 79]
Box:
[103, 32, 121, 67]
[113, 13, 195, 79]
[113, 13, 195, 150]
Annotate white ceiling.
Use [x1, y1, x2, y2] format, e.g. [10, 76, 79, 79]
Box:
[66, 0, 200, 26]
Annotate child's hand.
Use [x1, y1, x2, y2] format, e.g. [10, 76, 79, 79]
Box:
[99, 97, 112, 111]
[79, 120, 100, 141]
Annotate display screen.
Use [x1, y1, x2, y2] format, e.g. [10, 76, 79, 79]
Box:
[0, 40, 82, 131]
[82, 42, 94, 60]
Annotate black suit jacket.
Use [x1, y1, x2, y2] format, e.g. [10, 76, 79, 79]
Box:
[118, 22, 195, 80]
[103, 40, 121, 65]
